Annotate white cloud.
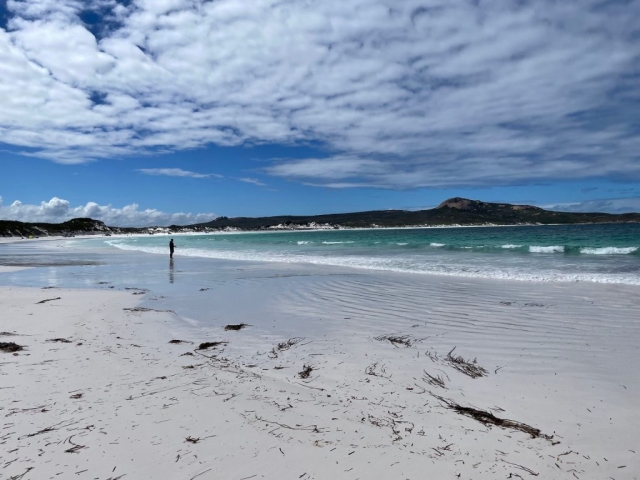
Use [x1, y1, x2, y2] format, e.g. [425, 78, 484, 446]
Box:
[238, 177, 266, 186]
[0, 0, 639, 187]
[136, 168, 220, 178]
[543, 197, 640, 214]
[0, 196, 216, 227]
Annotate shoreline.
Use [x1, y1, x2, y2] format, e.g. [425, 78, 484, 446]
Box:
[2, 219, 639, 245]
[1, 247, 639, 479]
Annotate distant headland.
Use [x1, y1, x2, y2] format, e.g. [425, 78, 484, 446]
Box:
[1, 197, 639, 237]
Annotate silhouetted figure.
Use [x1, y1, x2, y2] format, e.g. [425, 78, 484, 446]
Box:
[169, 238, 175, 258]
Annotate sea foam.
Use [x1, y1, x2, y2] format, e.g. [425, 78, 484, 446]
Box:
[529, 246, 564, 253]
[102, 240, 640, 286]
[580, 247, 638, 255]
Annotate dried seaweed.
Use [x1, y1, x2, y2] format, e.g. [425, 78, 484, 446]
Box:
[365, 362, 389, 378]
[47, 338, 72, 343]
[224, 323, 249, 331]
[431, 393, 553, 440]
[36, 297, 61, 304]
[423, 370, 446, 388]
[445, 347, 488, 378]
[299, 364, 313, 379]
[269, 337, 304, 358]
[197, 341, 228, 350]
[0, 342, 23, 353]
[123, 307, 174, 313]
[374, 334, 422, 348]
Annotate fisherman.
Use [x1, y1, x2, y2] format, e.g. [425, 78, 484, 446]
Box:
[169, 238, 175, 258]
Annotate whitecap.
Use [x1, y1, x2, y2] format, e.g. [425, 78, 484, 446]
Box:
[430, 243, 445, 247]
[529, 246, 564, 253]
[580, 247, 638, 255]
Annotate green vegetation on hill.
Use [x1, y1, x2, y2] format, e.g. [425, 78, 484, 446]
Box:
[0, 218, 113, 238]
[195, 197, 640, 230]
[1, 198, 639, 237]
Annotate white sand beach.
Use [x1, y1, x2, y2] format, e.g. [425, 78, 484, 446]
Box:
[1, 250, 639, 480]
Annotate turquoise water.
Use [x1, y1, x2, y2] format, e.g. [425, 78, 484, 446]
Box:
[78, 223, 640, 284]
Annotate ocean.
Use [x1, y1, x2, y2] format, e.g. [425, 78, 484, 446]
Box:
[84, 223, 640, 285]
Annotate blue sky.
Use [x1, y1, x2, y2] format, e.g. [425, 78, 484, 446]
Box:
[0, 0, 639, 226]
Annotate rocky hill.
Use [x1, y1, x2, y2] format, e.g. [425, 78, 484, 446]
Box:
[0, 218, 115, 238]
[1, 198, 639, 237]
[194, 197, 640, 230]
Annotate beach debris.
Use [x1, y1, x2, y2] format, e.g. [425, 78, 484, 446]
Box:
[123, 307, 175, 313]
[64, 436, 87, 454]
[298, 364, 314, 379]
[424, 350, 440, 362]
[445, 347, 488, 378]
[8, 467, 33, 480]
[254, 414, 324, 433]
[374, 334, 422, 348]
[197, 341, 228, 350]
[269, 337, 304, 358]
[19, 420, 71, 439]
[0, 331, 17, 336]
[502, 460, 539, 476]
[183, 365, 196, 369]
[199, 288, 211, 292]
[168, 339, 189, 344]
[431, 393, 553, 440]
[0, 342, 24, 353]
[65, 444, 86, 453]
[70, 393, 84, 399]
[180, 352, 194, 356]
[185, 436, 200, 443]
[36, 297, 61, 304]
[423, 370, 447, 389]
[365, 362, 389, 378]
[47, 338, 72, 343]
[224, 323, 249, 331]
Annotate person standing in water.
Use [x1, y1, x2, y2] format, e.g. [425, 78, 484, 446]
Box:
[169, 238, 175, 258]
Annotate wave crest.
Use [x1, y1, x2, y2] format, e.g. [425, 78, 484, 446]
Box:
[580, 247, 638, 255]
[529, 246, 565, 253]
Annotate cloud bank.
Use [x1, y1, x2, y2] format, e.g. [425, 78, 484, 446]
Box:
[0, 0, 639, 188]
[0, 196, 215, 227]
[544, 197, 640, 214]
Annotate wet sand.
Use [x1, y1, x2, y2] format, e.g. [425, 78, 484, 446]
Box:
[1, 248, 639, 479]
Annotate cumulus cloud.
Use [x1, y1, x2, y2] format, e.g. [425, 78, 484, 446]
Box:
[0, 0, 639, 187]
[0, 196, 216, 227]
[136, 168, 220, 178]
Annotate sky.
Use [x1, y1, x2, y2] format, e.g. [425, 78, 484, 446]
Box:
[0, 0, 639, 226]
